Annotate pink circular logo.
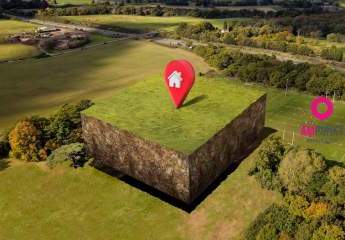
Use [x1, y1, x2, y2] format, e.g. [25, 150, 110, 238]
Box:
[310, 96, 334, 121]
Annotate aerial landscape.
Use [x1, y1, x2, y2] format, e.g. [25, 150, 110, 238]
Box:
[0, 0, 345, 239]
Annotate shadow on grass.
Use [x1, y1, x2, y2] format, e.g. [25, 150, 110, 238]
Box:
[183, 94, 208, 108]
[94, 127, 276, 213]
[0, 159, 9, 172]
[326, 159, 345, 168]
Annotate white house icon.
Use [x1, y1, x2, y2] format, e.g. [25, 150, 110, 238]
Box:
[168, 71, 183, 88]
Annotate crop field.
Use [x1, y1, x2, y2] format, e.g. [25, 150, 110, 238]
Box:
[0, 40, 210, 130]
[58, 15, 248, 32]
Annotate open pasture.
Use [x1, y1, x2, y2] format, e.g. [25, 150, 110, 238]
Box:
[58, 15, 248, 32]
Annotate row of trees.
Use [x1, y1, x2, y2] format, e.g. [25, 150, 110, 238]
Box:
[193, 45, 345, 99]
[35, 3, 332, 18]
[246, 135, 345, 239]
[176, 22, 345, 63]
[0, 100, 92, 164]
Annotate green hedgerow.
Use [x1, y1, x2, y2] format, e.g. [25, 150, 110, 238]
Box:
[47, 143, 87, 169]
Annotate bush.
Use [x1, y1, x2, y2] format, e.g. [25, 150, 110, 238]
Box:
[278, 148, 327, 193]
[249, 135, 285, 191]
[245, 204, 300, 240]
[312, 224, 345, 240]
[0, 132, 10, 158]
[47, 100, 93, 145]
[47, 143, 87, 169]
[9, 119, 47, 162]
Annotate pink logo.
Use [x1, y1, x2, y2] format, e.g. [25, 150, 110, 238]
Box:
[310, 96, 334, 121]
[300, 123, 317, 137]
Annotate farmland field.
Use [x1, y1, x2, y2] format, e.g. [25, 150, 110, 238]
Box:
[58, 15, 248, 32]
[0, 40, 210, 130]
[1, 37, 345, 239]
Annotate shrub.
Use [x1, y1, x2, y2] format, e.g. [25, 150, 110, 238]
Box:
[278, 148, 327, 193]
[0, 132, 10, 158]
[9, 119, 47, 162]
[295, 221, 319, 240]
[311, 224, 345, 240]
[47, 100, 93, 145]
[47, 143, 87, 169]
[322, 166, 345, 204]
[245, 204, 300, 240]
[249, 135, 285, 191]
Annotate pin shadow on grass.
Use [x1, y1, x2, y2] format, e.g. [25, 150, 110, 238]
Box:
[182, 94, 208, 108]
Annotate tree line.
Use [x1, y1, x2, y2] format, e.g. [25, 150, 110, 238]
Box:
[246, 135, 345, 239]
[176, 21, 345, 63]
[193, 44, 345, 99]
[34, 3, 333, 18]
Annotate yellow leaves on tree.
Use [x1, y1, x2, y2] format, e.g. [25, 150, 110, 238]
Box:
[9, 120, 47, 162]
[304, 202, 329, 219]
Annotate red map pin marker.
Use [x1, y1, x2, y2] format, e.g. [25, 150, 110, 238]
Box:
[164, 60, 195, 108]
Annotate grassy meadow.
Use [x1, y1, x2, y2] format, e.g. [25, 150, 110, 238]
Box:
[58, 15, 248, 32]
[0, 44, 41, 62]
[0, 20, 41, 61]
[0, 148, 280, 240]
[0, 40, 210, 130]
[0, 20, 37, 37]
[1, 36, 345, 239]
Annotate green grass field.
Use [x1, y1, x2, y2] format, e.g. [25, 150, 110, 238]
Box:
[0, 20, 41, 61]
[0, 148, 280, 240]
[0, 40, 210, 130]
[58, 15, 247, 32]
[1, 38, 345, 239]
[0, 20, 37, 37]
[0, 44, 41, 62]
[84, 77, 263, 153]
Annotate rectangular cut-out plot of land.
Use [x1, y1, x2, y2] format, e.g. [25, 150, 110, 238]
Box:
[82, 77, 266, 204]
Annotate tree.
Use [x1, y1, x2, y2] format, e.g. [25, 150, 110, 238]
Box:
[9, 119, 47, 162]
[278, 148, 327, 193]
[312, 224, 345, 240]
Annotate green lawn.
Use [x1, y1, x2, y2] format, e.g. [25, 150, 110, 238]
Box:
[0, 44, 41, 62]
[58, 15, 248, 32]
[0, 20, 41, 61]
[236, 81, 345, 162]
[84, 77, 264, 153]
[0, 149, 280, 240]
[0, 20, 37, 37]
[0, 40, 210, 130]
